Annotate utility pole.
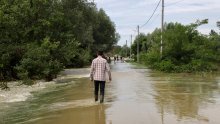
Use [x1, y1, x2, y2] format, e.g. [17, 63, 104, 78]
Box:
[126, 40, 128, 58]
[137, 25, 140, 63]
[130, 35, 132, 58]
[161, 0, 164, 59]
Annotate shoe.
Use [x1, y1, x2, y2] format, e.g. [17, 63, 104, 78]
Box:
[100, 95, 104, 103]
[95, 95, 98, 102]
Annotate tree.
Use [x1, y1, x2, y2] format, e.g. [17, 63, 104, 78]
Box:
[0, 0, 119, 83]
[133, 20, 219, 72]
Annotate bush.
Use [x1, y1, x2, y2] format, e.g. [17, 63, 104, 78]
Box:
[15, 38, 63, 82]
[136, 21, 220, 73]
[188, 59, 217, 72]
[155, 60, 175, 72]
[139, 52, 148, 64]
[0, 44, 25, 80]
[141, 50, 160, 66]
[65, 49, 91, 68]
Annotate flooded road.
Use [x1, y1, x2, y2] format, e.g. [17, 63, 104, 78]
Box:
[1, 62, 220, 124]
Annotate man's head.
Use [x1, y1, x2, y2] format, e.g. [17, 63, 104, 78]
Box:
[97, 51, 104, 56]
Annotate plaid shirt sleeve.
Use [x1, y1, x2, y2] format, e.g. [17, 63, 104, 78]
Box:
[90, 60, 95, 80]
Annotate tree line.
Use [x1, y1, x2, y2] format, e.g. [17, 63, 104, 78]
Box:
[0, 0, 119, 85]
[131, 19, 220, 72]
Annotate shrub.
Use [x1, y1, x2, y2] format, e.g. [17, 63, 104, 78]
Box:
[143, 50, 160, 66]
[189, 59, 217, 72]
[15, 38, 63, 82]
[157, 59, 175, 72]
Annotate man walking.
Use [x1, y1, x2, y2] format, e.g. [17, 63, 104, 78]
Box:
[90, 51, 112, 103]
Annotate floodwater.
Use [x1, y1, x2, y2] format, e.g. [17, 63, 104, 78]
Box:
[0, 62, 220, 124]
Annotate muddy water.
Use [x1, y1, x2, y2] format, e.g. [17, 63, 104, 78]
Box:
[0, 63, 220, 124]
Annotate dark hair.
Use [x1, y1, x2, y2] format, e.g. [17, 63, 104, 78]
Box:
[97, 51, 103, 56]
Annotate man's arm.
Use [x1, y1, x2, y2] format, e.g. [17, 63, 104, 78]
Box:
[90, 61, 94, 81]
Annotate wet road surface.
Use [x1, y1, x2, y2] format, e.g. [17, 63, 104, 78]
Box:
[1, 62, 220, 124]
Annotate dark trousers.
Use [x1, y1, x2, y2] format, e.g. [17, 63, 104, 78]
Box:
[94, 80, 106, 102]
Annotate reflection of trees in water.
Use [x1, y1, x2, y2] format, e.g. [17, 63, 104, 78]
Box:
[152, 74, 219, 120]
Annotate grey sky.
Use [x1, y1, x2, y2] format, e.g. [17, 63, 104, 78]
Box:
[95, 0, 220, 46]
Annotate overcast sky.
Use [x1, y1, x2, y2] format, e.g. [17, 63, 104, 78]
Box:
[95, 0, 220, 46]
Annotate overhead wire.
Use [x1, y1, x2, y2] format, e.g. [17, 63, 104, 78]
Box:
[140, 0, 162, 28]
[165, 0, 186, 7]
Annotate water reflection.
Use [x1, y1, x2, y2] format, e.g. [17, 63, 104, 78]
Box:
[96, 105, 106, 124]
[30, 77, 107, 124]
[151, 72, 220, 121]
[28, 104, 106, 124]
[1, 63, 220, 124]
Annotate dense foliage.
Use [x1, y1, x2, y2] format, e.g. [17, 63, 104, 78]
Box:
[0, 0, 118, 84]
[132, 20, 220, 72]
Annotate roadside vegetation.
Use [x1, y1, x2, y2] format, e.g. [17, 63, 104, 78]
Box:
[0, 0, 119, 85]
[131, 19, 220, 72]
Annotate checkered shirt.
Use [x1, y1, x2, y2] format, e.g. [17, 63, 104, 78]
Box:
[90, 56, 110, 81]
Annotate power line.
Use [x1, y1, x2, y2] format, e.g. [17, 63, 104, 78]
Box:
[140, 0, 162, 28]
[147, 13, 160, 27]
[165, 0, 185, 7]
